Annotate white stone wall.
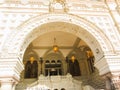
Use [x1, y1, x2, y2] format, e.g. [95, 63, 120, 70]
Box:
[0, 0, 119, 54]
[0, 0, 120, 89]
[0, 0, 119, 68]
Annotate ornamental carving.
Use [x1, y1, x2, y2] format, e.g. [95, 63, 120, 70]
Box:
[49, 0, 68, 13]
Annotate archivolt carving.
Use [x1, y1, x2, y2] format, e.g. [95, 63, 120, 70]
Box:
[2, 14, 113, 61]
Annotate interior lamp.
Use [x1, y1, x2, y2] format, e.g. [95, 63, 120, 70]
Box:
[53, 37, 59, 52]
[71, 55, 75, 63]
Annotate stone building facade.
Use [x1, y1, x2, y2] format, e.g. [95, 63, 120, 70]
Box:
[0, 0, 120, 90]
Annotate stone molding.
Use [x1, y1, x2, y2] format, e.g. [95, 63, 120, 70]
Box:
[0, 0, 108, 13]
[95, 54, 120, 75]
[0, 0, 120, 55]
[0, 57, 24, 83]
[2, 14, 113, 61]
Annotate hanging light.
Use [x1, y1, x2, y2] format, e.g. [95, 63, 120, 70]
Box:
[53, 37, 59, 52]
[86, 50, 94, 58]
[71, 55, 75, 63]
[30, 56, 35, 64]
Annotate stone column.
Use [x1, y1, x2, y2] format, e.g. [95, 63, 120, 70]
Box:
[103, 74, 114, 90]
[105, 77, 112, 90]
[12, 82, 17, 90]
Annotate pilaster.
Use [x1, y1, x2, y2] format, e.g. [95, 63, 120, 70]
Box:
[0, 80, 17, 90]
[0, 54, 24, 90]
[95, 54, 120, 89]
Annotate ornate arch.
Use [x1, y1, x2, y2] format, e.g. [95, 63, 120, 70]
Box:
[2, 14, 113, 62]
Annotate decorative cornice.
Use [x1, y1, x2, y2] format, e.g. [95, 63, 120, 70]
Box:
[0, 0, 108, 13]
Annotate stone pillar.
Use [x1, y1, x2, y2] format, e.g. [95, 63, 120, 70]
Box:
[103, 72, 120, 90]
[12, 82, 17, 90]
[111, 72, 120, 90]
[102, 74, 114, 90]
[95, 54, 120, 90]
[1, 82, 12, 90]
[0, 81, 16, 90]
[0, 54, 24, 90]
[105, 77, 112, 90]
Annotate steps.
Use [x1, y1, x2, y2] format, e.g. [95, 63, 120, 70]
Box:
[16, 78, 37, 90]
[74, 69, 105, 89]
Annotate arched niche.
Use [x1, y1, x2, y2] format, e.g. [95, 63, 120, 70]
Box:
[43, 50, 64, 76]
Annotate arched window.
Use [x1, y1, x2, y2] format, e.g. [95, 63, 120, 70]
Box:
[57, 60, 61, 67]
[69, 56, 81, 76]
[24, 57, 38, 78]
[45, 59, 62, 76]
[61, 88, 66, 90]
[51, 60, 56, 64]
[46, 60, 50, 63]
[86, 50, 95, 73]
[57, 60, 61, 63]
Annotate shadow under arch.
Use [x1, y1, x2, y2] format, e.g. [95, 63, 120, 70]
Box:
[3, 13, 113, 64]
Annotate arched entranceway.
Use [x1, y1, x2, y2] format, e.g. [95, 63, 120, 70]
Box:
[1, 14, 115, 90]
[3, 14, 113, 61]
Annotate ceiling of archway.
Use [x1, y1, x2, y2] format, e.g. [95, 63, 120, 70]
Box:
[25, 22, 89, 57]
[31, 31, 87, 48]
[27, 31, 88, 57]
